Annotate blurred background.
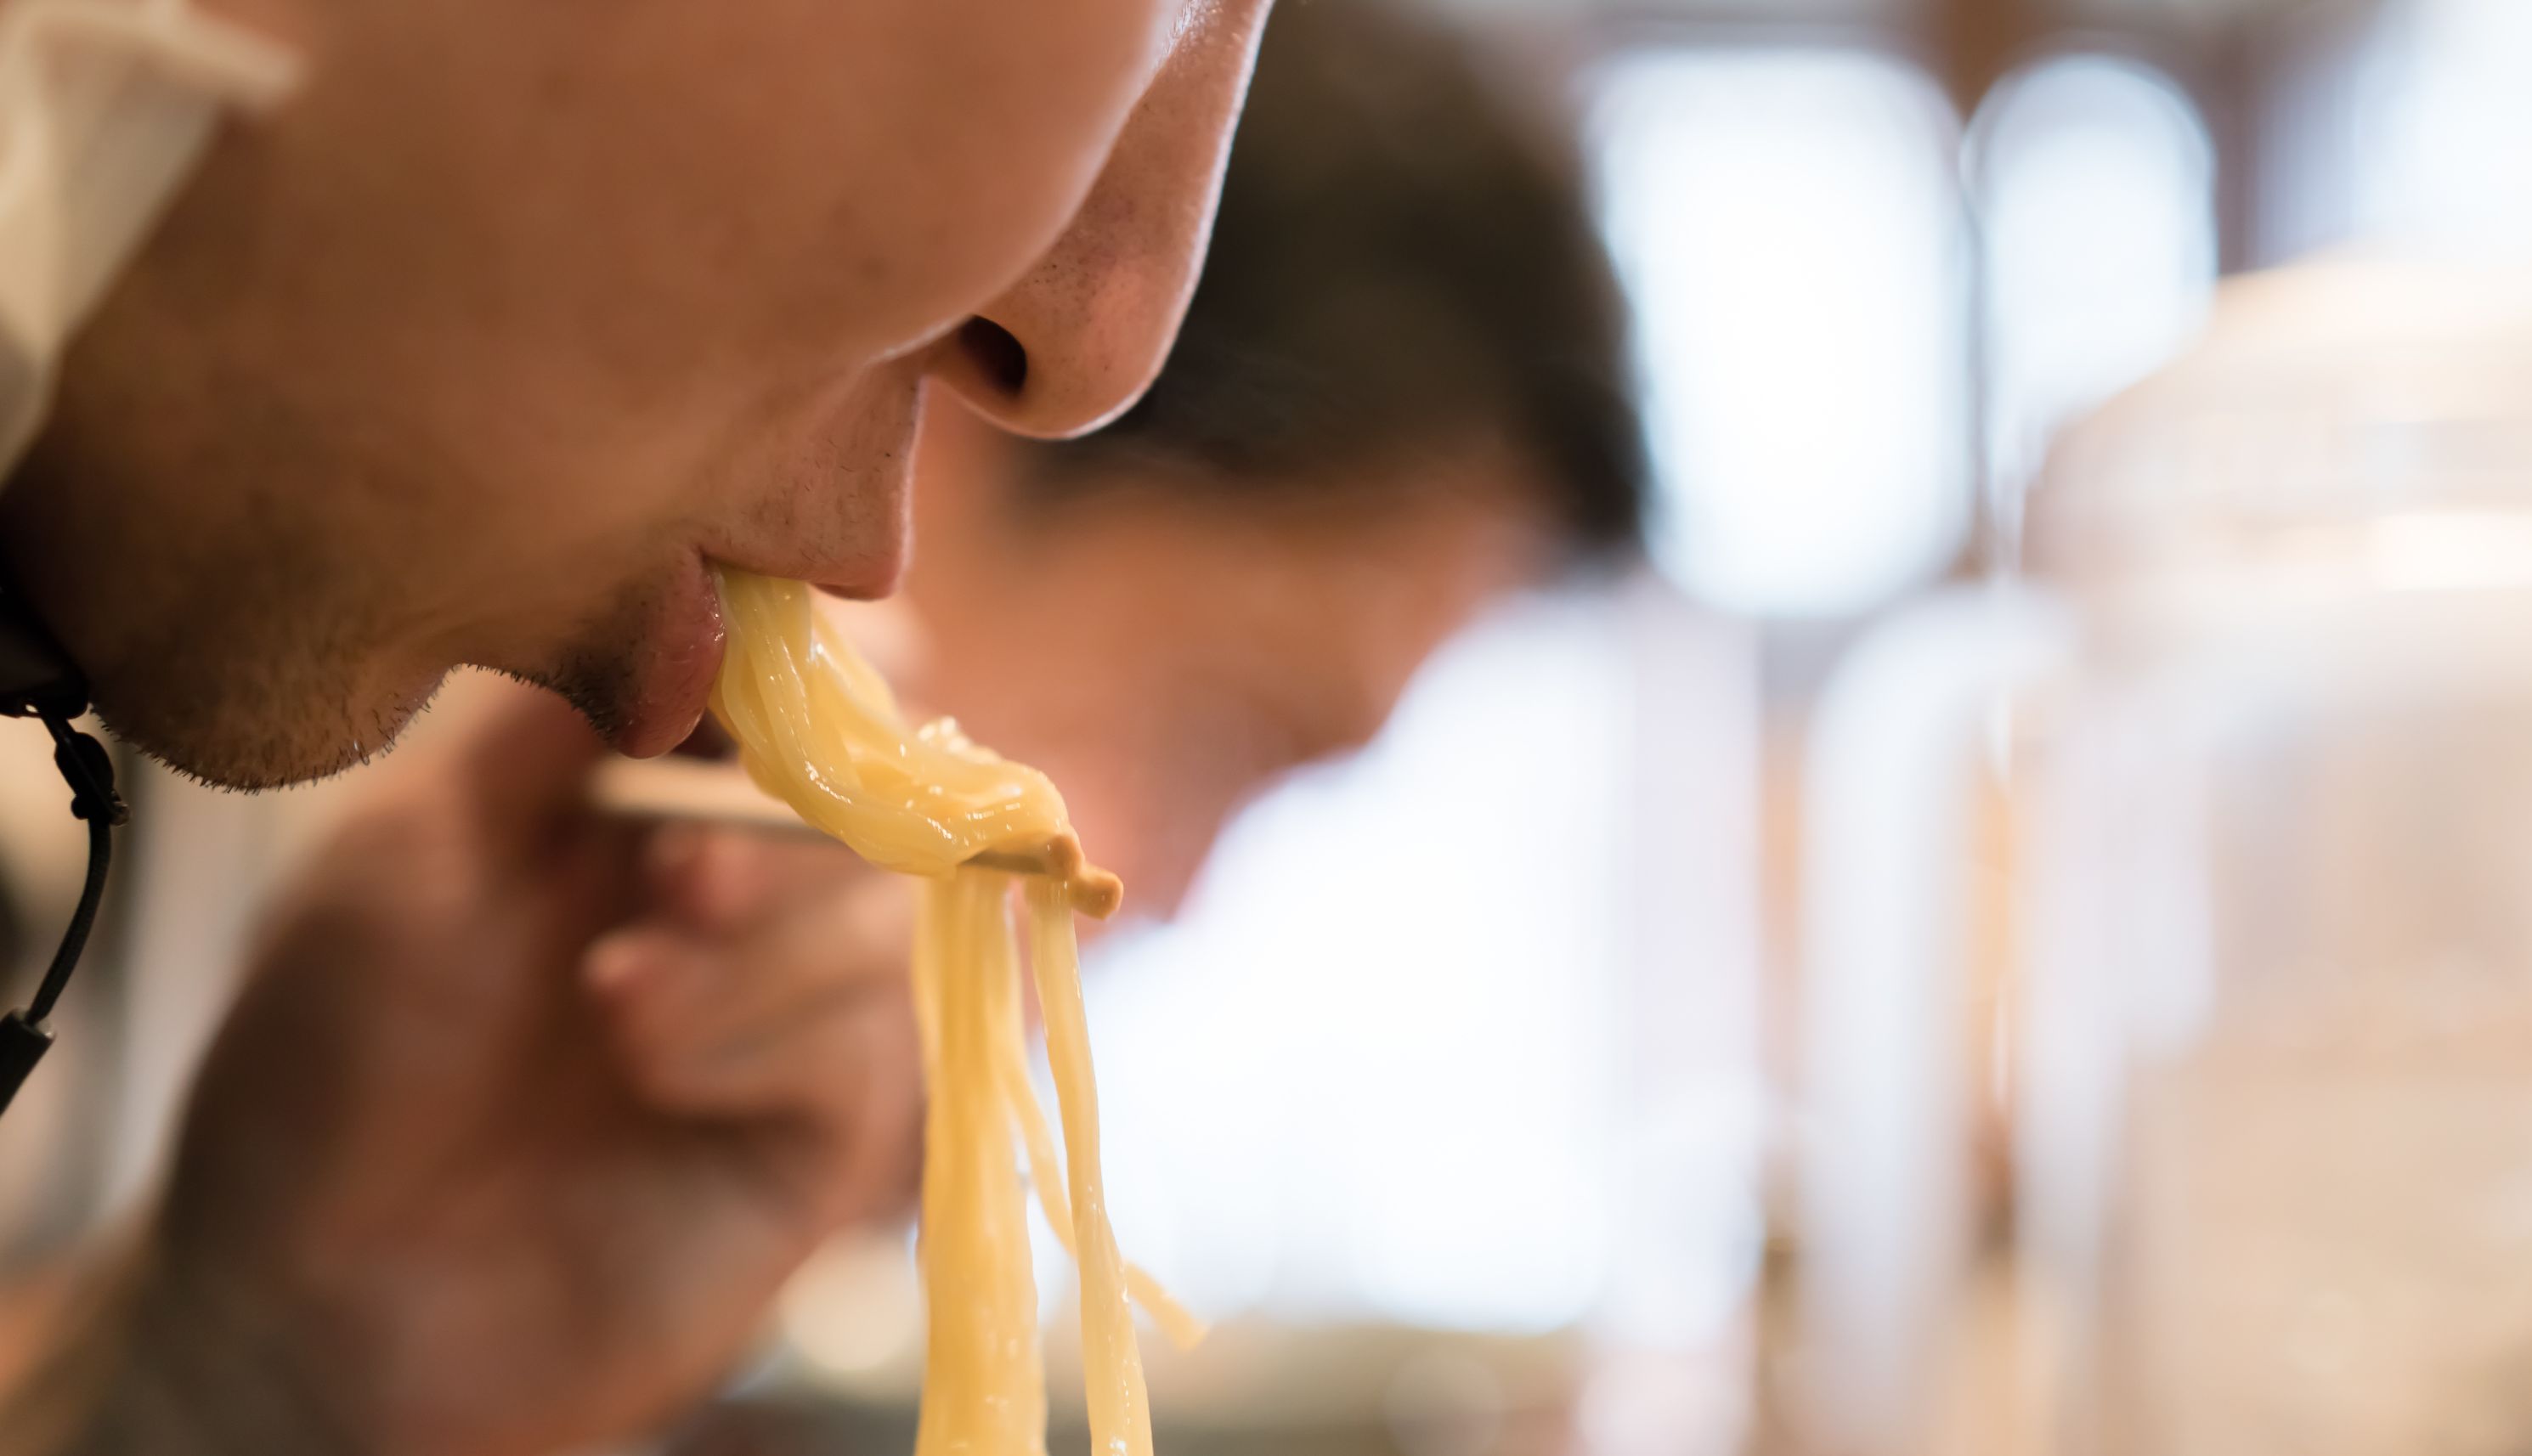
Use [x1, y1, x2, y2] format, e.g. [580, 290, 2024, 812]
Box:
[11, 0, 2532, 1453]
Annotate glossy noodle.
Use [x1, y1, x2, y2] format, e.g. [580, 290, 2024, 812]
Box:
[711, 568, 1192, 1456]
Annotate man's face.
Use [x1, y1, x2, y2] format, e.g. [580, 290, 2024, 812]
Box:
[0, 0, 1269, 788]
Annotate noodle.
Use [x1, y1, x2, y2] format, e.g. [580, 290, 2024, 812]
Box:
[1026, 876, 1152, 1456]
[913, 867, 1043, 1456]
[709, 569, 1194, 1456]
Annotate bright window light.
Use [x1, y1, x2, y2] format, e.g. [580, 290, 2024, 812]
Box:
[2352, 0, 2532, 250]
[1592, 48, 1970, 618]
[1972, 54, 2218, 522]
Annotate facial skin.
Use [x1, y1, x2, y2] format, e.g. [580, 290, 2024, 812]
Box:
[867, 403, 1548, 917]
[0, 0, 1269, 790]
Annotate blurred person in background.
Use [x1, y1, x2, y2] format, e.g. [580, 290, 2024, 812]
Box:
[0, 0, 1272, 1453]
[0, 2, 1645, 1453]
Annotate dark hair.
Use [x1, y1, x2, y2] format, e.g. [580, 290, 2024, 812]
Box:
[1026, 0, 1647, 561]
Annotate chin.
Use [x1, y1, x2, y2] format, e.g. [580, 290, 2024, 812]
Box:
[93, 657, 450, 793]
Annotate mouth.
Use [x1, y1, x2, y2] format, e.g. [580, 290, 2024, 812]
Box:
[603, 370, 920, 754]
[609, 551, 730, 759]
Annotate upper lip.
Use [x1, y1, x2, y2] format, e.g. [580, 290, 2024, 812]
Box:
[712, 367, 922, 600]
[712, 548, 905, 601]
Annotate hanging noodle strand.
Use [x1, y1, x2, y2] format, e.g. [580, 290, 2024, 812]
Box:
[709, 569, 1190, 1456]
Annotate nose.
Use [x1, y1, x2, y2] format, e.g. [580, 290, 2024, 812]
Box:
[931, 1, 1270, 440]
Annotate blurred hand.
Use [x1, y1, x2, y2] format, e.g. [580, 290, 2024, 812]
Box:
[81, 686, 924, 1456]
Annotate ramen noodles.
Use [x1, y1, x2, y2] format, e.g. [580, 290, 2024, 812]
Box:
[711, 568, 1194, 1456]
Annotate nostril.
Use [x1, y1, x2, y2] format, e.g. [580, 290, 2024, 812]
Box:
[958, 318, 1029, 398]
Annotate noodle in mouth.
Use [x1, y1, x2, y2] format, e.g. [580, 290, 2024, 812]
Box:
[711, 568, 1195, 1456]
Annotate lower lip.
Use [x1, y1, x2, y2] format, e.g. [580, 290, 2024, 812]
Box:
[611, 557, 728, 759]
